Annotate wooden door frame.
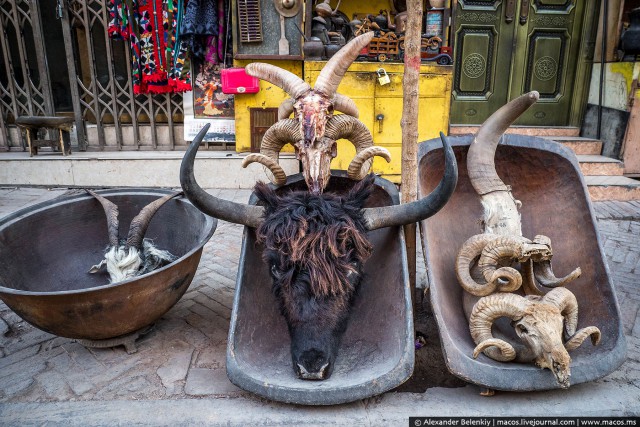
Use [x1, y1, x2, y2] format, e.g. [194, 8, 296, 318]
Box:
[449, 0, 602, 127]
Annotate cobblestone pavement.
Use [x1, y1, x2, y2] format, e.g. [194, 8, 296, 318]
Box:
[0, 188, 638, 424]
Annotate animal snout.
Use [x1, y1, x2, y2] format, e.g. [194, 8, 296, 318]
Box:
[295, 349, 331, 380]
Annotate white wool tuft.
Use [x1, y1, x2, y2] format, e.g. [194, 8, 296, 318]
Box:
[104, 246, 142, 283]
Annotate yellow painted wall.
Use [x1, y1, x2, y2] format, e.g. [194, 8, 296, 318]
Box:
[233, 59, 302, 153]
[305, 61, 452, 183]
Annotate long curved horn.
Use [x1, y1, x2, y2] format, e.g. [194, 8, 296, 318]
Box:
[86, 189, 119, 247]
[469, 91, 539, 195]
[260, 118, 301, 161]
[348, 147, 391, 180]
[332, 94, 359, 118]
[455, 233, 501, 296]
[469, 292, 529, 361]
[126, 192, 183, 249]
[468, 91, 539, 236]
[542, 287, 579, 338]
[241, 153, 287, 185]
[278, 98, 295, 120]
[565, 326, 601, 351]
[314, 32, 375, 97]
[361, 132, 457, 230]
[245, 63, 311, 99]
[180, 124, 264, 228]
[534, 260, 581, 288]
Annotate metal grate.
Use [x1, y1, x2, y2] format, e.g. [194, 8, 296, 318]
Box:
[237, 0, 262, 43]
[0, 0, 187, 152]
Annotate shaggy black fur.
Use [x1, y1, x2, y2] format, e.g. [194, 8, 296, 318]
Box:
[253, 174, 376, 379]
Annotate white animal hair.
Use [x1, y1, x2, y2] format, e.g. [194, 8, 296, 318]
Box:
[90, 239, 177, 284]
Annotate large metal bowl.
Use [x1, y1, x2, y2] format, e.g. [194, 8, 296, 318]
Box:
[0, 189, 217, 340]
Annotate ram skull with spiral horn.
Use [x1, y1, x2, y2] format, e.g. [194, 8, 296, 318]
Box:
[241, 32, 391, 194]
[455, 91, 582, 297]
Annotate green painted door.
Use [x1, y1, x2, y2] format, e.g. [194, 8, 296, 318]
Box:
[451, 0, 590, 126]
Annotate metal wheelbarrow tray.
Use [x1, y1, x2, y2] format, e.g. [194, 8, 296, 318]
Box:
[419, 135, 626, 391]
[0, 189, 217, 340]
[227, 172, 414, 405]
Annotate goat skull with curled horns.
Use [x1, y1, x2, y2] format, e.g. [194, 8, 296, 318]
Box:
[469, 287, 601, 388]
[242, 32, 391, 194]
[455, 92, 581, 297]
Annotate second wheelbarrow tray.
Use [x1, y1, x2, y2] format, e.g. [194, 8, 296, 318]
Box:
[418, 134, 626, 391]
[226, 171, 415, 405]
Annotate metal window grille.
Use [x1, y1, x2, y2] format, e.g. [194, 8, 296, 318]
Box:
[0, 0, 195, 152]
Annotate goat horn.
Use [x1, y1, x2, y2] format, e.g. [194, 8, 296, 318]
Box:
[126, 191, 183, 249]
[323, 115, 389, 179]
[278, 98, 295, 120]
[314, 32, 375, 97]
[242, 153, 287, 186]
[455, 233, 501, 296]
[564, 326, 601, 351]
[245, 63, 311, 99]
[332, 94, 359, 118]
[348, 147, 391, 180]
[85, 189, 120, 247]
[533, 260, 581, 288]
[180, 124, 265, 228]
[477, 236, 528, 293]
[542, 287, 579, 338]
[521, 259, 544, 296]
[468, 91, 539, 195]
[361, 132, 457, 230]
[469, 292, 529, 362]
[468, 92, 539, 236]
[472, 338, 516, 361]
[260, 119, 301, 162]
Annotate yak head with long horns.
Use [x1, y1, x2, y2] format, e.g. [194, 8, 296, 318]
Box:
[181, 125, 458, 379]
[242, 32, 390, 194]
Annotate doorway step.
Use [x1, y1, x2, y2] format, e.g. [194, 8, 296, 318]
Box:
[449, 126, 640, 202]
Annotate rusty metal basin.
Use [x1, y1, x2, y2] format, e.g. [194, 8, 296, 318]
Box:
[227, 171, 414, 405]
[0, 189, 217, 340]
[419, 135, 626, 391]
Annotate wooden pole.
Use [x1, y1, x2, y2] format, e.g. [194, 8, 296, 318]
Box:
[402, 0, 423, 306]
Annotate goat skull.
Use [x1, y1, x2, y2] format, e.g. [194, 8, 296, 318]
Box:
[242, 32, 390, 194]
[85, 190, 181, 283]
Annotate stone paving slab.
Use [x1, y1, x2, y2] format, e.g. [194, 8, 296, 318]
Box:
[0, 189, 638, 425]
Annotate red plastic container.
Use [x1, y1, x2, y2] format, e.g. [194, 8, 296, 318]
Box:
[221, 68, 260, 94]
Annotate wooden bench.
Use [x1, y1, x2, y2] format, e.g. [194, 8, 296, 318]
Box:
[15, 116, 74, 156]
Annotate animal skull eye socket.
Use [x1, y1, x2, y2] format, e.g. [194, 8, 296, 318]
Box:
[516, 324, 528, 334]
[327, 105, 334, 114]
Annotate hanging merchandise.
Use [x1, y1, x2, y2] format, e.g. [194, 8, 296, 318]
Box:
[108, 0, 192, 94]
[180, 0, 219, 60]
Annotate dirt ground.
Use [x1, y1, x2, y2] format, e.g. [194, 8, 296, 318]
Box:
[394, 291, 467, 392]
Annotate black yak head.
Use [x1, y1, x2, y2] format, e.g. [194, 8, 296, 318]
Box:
[254, 175, 375, 380]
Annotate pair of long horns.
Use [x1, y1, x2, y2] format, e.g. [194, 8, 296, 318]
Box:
[469, 288, 601, 362]
[245, 32, 374, 108]
[86, 190, 182, 249]
[241, 115, 391, 185]
[181, 124, 457, 230]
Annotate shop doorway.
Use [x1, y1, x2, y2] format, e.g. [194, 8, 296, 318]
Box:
[450, 0, 599, 126]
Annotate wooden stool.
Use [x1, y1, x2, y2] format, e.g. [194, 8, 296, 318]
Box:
[15, 116, 75, 157]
